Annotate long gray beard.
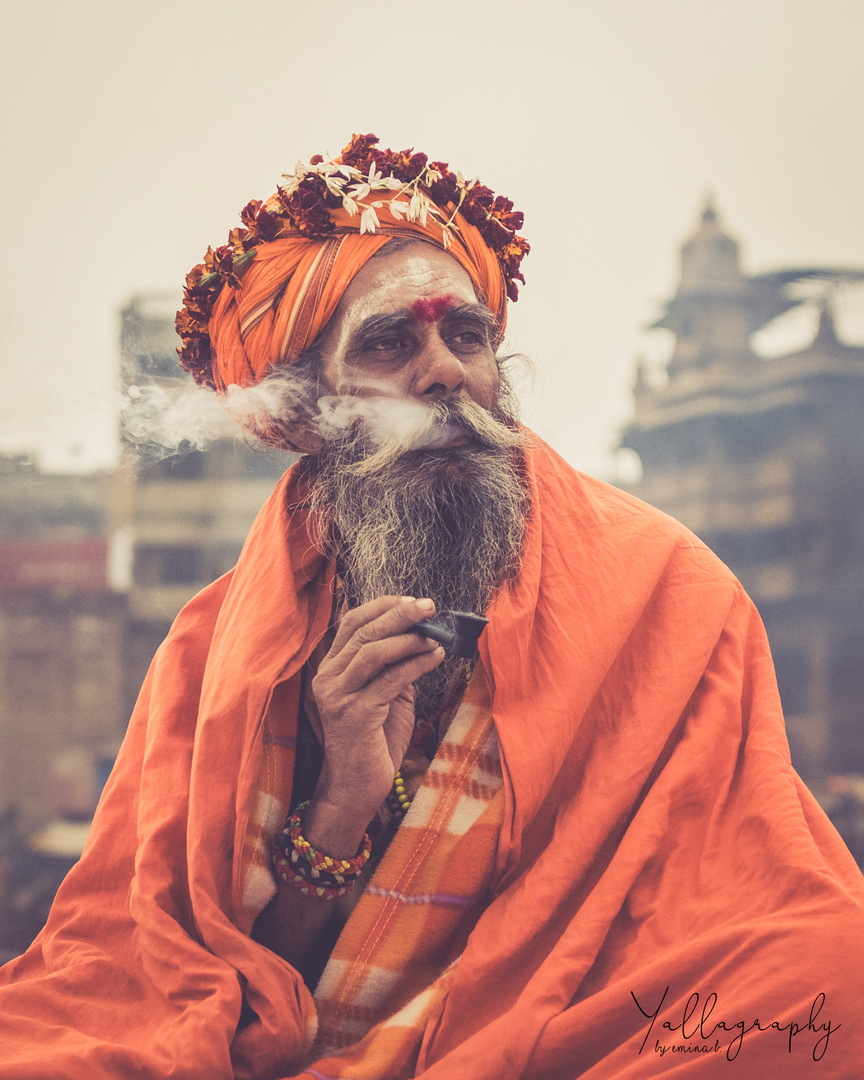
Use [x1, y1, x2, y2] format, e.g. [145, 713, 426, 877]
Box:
[305, 397, 530, 725]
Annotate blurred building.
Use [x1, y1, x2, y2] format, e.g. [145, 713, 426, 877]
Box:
[0, 456, 126, 832]
[118, 292, 294, 704]
[0, 296, 297, 958]
[621, 205, 864, 783]
[1, 294, 294, 830]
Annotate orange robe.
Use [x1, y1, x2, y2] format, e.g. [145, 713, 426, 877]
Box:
[1, 436, 861, 1078]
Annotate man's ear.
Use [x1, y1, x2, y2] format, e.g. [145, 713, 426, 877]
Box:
[265, 416, 324, 455]
[252, 347, 327, 454]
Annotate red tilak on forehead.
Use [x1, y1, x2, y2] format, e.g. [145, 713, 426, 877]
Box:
[409, 294, 457, 323]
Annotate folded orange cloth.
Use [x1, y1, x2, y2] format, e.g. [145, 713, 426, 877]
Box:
[1, 436, 861, 1079]
[207, 211, 507, 393]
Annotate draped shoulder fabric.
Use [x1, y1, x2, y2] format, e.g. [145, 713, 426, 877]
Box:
[1, 434, 862, 1079]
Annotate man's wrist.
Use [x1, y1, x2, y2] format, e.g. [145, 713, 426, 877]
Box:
[301, 788, 378, 860]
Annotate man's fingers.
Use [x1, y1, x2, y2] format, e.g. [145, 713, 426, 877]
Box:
[326, 595, 436, 668]
[335, 630, 441, 695]
[354, 644, 445, 708]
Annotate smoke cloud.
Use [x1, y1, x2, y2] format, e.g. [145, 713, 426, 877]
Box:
[119, 369, 490, 464]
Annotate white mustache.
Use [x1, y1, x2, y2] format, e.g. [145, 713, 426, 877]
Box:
[315, 394, 521, 452]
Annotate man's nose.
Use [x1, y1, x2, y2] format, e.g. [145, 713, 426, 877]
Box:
[412, 335, 465, 398]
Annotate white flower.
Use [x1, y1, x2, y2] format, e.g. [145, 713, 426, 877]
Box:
[381, 177, 405, 191]
[348, 181, 371, 201]
[325, 175, 347, 196]
[342, 195, 360, 216]
[441, 226, 452, 250]
[337, 164, 362, 181]
[408, 191, 430, 226]
[388, 200, 410, 220]
[360, 206, 380, 234]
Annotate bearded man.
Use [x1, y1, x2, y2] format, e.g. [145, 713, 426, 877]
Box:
[0, 135, 862, 1080]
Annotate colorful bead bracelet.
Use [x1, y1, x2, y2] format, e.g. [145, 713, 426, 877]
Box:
[273, 800, 371, 900]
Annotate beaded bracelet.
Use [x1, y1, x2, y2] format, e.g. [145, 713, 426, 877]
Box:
[272, 800, 372, 900]
[272, 849, 356, 899]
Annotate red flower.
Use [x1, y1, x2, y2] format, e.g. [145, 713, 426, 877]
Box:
[279, 176, 336, 237]
[182, 291, 211, 320]
[203, 244, 241, 288]
[239, 200, 283, 243]
[181, 265, 217, 321]
[181, 264, 206, 298]
[499, 234, 530, 267]
[479, 216, 513, 250]
[490, 195, 524, 232]
[175, 309, 205, 338]
[340, 133, 380, 170]
[461, 183, 495, 227]
[377, 148, 428, 182]
[427, 162, 458, 206]
[177, 334, 215, 388]
[228, 227, 253, 255]
[498, 235, 530, 299]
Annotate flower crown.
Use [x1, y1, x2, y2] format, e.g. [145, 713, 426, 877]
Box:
[176, 133, 530, 388]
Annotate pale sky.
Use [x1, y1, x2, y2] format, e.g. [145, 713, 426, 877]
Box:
[1, 0, 862, 478]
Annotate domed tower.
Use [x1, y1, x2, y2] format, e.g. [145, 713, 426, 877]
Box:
[620, 204, 864, 783]
[655, 200, 790, 378]
[665, 202, 751, 373]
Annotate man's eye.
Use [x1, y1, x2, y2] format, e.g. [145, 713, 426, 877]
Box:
[449, 329, 486, 347]
[366, 336, 407, 352]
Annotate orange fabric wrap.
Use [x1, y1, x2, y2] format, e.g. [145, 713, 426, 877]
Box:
[1, 437, 863, 1078]
[208, 202, 508, 391]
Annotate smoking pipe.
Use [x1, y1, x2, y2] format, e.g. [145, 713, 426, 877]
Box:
[409, 609, 489, 659]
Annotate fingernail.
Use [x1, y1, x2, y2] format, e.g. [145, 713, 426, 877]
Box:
[416, 598, 435, 613]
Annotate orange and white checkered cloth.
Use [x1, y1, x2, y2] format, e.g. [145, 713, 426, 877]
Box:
[239, 661, 503, 1078]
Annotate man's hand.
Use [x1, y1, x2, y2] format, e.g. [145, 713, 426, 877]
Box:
[304, 596, 445, 857]
[253, 597, 443, 970]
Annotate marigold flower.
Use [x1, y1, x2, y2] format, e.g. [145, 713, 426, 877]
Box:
[239, 200, 282, 243]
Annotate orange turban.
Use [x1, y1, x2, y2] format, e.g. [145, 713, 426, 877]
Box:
[176, 135, 529, 394]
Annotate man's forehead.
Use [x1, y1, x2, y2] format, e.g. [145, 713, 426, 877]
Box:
[340, 247, 475, 314]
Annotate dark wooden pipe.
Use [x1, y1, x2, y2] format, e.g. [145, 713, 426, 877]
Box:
[410, 610, 489, 659]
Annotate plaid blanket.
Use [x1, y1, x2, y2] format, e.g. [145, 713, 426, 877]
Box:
[309, 661, 502, 1075]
